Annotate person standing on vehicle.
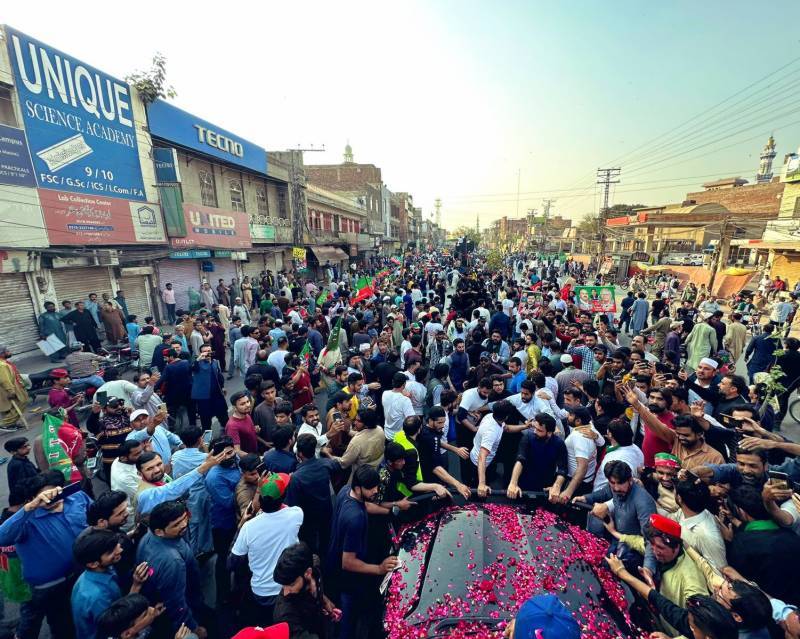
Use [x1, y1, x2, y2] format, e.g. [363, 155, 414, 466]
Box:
[325, 465, 398, 639]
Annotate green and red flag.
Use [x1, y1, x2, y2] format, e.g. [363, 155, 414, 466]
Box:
[43, 412, 79, 481]
[351, 276, 374, 304]
[299, 339, 312, 363]
[375, 268, 391, 279]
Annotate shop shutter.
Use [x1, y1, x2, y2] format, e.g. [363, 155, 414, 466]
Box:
[118, 276, 151, 321]
[51, 267, 114, 308]
[156, 261, 200, 315]
[0, 274, 39, 356]
[209, 259, 238, 287]
[242, 254, 266, 281]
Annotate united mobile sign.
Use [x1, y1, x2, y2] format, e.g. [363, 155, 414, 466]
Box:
[171, 203, 252, 250]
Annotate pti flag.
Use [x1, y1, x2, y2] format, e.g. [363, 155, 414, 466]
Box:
[351, 276, 374, 304]
[43, 413, 79, 481]
[299, 339, 312, 363]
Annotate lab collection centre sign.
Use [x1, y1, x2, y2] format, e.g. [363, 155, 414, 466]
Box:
[5, 26, 147, 200]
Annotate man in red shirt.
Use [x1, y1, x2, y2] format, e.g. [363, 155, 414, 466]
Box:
[47, 369, 83, 427]
[225, 391, 259, 455]
[625, 386, 675, 466]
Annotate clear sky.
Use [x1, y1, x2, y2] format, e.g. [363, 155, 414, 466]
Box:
[5, 1, 800, 230]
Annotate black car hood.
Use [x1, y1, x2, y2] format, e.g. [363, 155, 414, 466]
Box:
[384, 503, 643, 639]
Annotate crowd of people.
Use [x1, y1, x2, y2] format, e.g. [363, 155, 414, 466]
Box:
[0, 250, 799, 639]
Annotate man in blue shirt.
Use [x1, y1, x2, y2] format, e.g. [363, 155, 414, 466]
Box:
[264, 426, 298, 474]
[0, 470, 91, 639]
[506, 357, 527, 394]
[137, 500, 208, 636]
[71, 528, 149, 639]
[205, 436, 241, 605]
[126, 409, 182, 470]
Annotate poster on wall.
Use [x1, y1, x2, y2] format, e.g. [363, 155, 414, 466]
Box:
[0, 124, 36, 187]
[292, 246, 307, 270]
[574, 286, 617, 313]
[38, 188, 166, 245]
[5, 27, 147, 200]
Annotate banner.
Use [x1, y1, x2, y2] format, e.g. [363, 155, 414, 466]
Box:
[6, 27, 146, 200]
[171, 202, 252, 249]
[0, 124, 36, 187]
[42, 413, 78, 481]
[39, 188, 167, 245]
[574, 286, 617, 313]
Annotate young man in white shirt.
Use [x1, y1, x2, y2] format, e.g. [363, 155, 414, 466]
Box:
[559, 407, 604, 503]
[594, 418, 644, 491]
[470, 400, 514, 497]
[230, 472, 303, 624]
[456, 378, 492, 479]
[382, 372, 416, 441]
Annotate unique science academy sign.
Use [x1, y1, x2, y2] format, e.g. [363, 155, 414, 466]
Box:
[5, 26, 147, 200]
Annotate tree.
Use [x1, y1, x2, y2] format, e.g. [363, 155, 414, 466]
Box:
[453, 226, 481, 247]
[126, 53, 177, 105]
[577, 213, 598, 235]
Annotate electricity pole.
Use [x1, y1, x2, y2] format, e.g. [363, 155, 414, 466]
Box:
[596, 168, 621, 270]
[286, 146, 325, 248]
[541, 199, 555, 252]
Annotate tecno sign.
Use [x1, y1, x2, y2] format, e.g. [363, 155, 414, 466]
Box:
[194, 125, 243, 158]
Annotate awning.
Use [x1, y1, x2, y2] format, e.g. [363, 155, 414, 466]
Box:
[309, 246, 349, 262]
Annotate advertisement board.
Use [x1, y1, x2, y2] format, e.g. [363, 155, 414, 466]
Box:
[5, 27, 146, 200]
[171, 202, 252, 250]
[0, 124, 36, 187]
[786, 155, 800, 183]
[147, 99, 267, 174]
[574, 285, 617, 313]
[0, 186, 49, 247]
[153, 147, 181, 183]
[38, 188, 166, 245]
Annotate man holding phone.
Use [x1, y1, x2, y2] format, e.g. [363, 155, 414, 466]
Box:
[87, 397, 134, 481]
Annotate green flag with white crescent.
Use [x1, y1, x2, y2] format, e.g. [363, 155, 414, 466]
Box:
[326, 315, 343, 352]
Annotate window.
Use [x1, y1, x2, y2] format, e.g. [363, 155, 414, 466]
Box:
[0, 87, 17, 127]
[229, 178, 245, 212]
[256, 185, 269, 214]
[199, 169, 218, 207]
[277, 187, 288, 219]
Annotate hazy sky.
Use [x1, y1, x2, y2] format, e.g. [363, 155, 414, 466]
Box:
[6, 1, 800, 230]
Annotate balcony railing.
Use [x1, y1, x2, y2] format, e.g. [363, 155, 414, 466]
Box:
[250, 213, 292, 227]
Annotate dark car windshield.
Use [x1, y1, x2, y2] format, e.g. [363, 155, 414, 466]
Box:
[385, 503, 641, 639]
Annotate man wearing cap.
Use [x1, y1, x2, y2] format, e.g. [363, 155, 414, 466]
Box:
[504, 594, 580, 639]
[47, 369, 83, 427]
[87, 397, 134, 479]
[554, 354, 590, 405]
[685, 317, 719, 372]
[231, 473, 303, 626]
[126, 408, 181, 470]
[605, 513, 708, 633]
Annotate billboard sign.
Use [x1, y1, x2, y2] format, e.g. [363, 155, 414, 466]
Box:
[147, 99, 267, 174]
[574, 285, 617, 313]
[38, 188, 166, 245]
[0, 124, 36, 187]
[171, 202, 252, 250]
[5, 27, 146, 200]
[785, 155, 800, 183]
[153, 146, 181, 183]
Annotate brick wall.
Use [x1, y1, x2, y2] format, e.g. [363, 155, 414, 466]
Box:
[305, 163, 382, 191]
[686, 181, 784, 216]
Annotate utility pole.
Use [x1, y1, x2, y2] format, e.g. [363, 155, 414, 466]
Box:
[286, 146, 325, 249]
[515, 168, 521, 218]
[541, 199, 555, 253]
[708, 216, 731, 293]
[596, 168, 621, 271]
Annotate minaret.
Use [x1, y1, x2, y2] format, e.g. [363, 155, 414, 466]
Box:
[476, 213, 480, 233]
[756, 135, 776, 183]
[343, 141, 354, 163]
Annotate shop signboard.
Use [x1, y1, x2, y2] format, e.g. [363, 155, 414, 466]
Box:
[171, 202, 252, 250]
[574, 285, 617, 313]
[170, 249, 211, 259]
[250, 223, 276, 241]
[147, 99, 267, 174]
[153, 147, 181, 183]
[5, 27, 146, 200]
[38, 188, 166, 245]
[0, 124, 36, 187]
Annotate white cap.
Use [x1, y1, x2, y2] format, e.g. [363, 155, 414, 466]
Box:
[130, 409, 149, 423]
[699, 357, 719, 369]
[560, 354, 574, 365]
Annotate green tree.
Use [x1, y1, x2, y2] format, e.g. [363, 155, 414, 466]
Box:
[453, 226, 481, 247]
[126, 53, 177, 105]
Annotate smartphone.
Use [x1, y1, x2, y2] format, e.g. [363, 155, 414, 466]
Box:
[96, 390, 108, 407]
[158, 403, 167, 413]
[719, 414, 742, 429]
[768, 471, 790, 491]
[202, 429, 213, 446]
[52, 481, 82, 502]
[332, 411, 343, 421]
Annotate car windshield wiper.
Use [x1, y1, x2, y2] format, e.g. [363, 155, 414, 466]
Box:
[423, 615, 511, 638]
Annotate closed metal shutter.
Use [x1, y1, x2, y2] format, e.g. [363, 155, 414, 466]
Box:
[157, 260, 200, 315]
[51, 267, 114, 307]
[242, 254, 266, 281]
[209, 260, 238, 289]
[118, 276, 151, 321]
[0, 274, 39, 356]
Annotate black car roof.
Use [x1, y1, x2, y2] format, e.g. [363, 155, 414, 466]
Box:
[385, 503, 643, 639]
